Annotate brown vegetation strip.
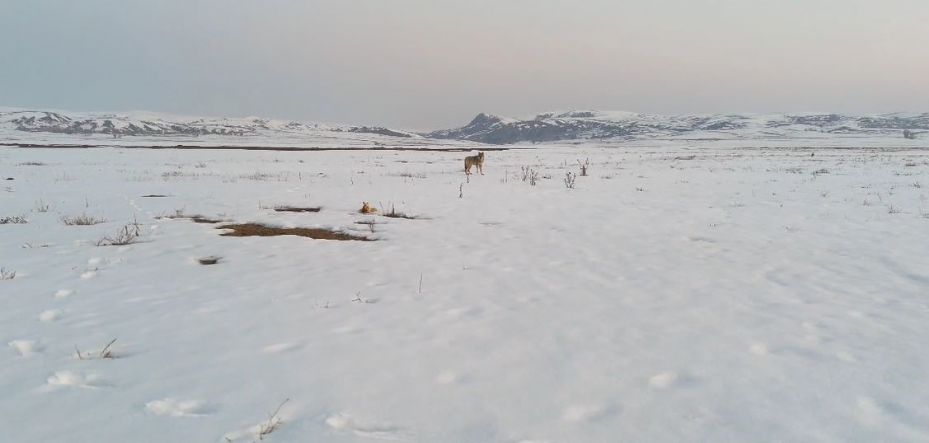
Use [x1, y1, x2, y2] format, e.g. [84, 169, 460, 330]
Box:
[381, 212, 422, 220]
[216, 223, 372, 241]
[157, 214, 224, 224]
[273, 206, 321, 213]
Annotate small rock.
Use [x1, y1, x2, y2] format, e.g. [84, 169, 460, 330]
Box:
[198, 256, 221, 265]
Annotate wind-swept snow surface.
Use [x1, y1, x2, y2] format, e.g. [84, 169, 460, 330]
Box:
[1, 143, 928, 442]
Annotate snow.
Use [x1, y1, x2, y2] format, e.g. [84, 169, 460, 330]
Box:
[2, 141, 929, 442]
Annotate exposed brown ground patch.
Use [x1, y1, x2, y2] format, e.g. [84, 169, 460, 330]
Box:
[216, 223, 372, 241]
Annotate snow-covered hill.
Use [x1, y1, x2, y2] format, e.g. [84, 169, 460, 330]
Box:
[427, 111, 929, 144]
[0, 110, 417, 139]
[3, 108, 928, 148]
[0, 109, 459, 151]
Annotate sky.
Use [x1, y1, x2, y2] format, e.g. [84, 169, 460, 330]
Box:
[2, 0, 928, 130]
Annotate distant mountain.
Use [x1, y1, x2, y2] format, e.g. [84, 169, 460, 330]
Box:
[0, 110, 418, 140]
[4, 108, 927, 147]
[427, 111, 929, 144]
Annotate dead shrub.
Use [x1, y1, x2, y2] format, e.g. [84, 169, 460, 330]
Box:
[257, 399, 290, 440]
[578, 158, 590, 176]
[520, 166, 539, 185]
[97, 224, 141, 246]
[564, 171, 577, 189]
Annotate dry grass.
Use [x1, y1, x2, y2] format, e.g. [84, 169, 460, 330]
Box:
[520, 166, 539, 185]
[257, 399, 290, 440]
[34, 200, 50, 213]
[217, 223, 372, 241]
[380, 203, 422, 220]
[62, 214, 106, 226]
[0, 215, 28, 224]
[75, 338, 118, 360]
[391, 171, 427, 179]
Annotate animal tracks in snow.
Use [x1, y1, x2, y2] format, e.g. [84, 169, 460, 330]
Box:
[648, 371, 679, 389]
[562, 403, 609, 423]
[145, 398, 213, 417]
[38, 309, 63, 322]
[9, 340, 43, 357]
[434, 371, 461, 385]
[262, 342, 302, 354]
[749, 342, 770, 356]
[44, 370, 107, 389]
[326, 413, 407, 440]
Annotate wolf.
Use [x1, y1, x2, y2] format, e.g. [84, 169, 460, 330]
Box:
[464, 152, 485, 175]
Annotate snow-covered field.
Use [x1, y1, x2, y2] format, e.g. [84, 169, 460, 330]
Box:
[2, 143, 929, 442]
